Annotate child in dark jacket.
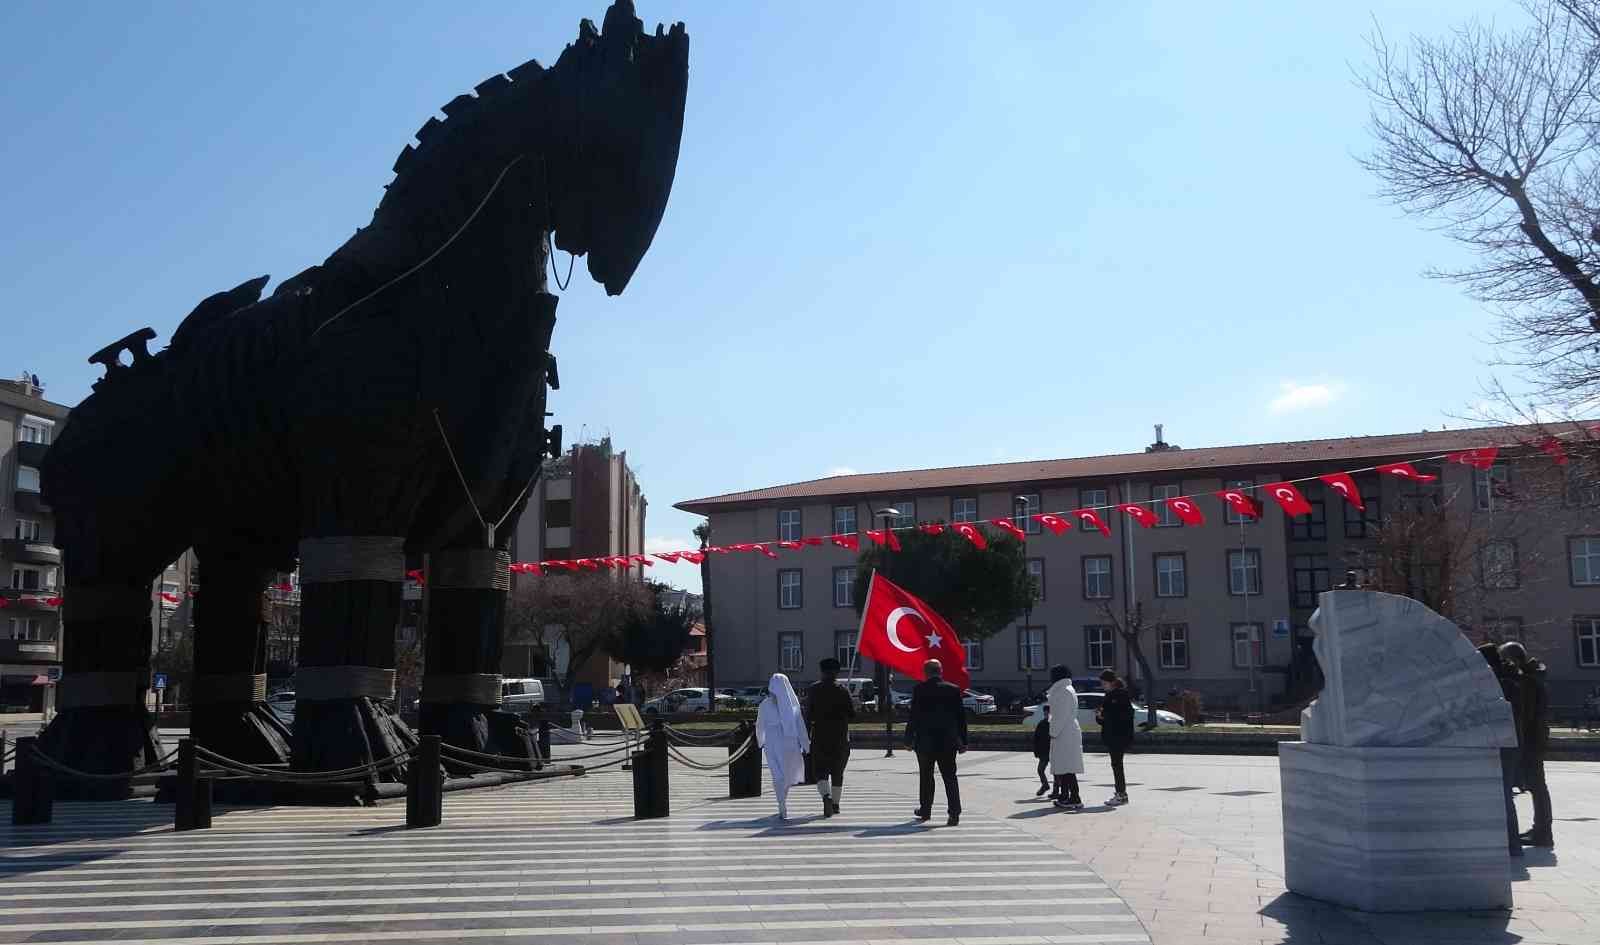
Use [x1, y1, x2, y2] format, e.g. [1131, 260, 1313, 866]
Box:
[1033, 704, 1052, 797]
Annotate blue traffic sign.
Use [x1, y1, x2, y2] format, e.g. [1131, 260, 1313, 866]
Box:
[153, 673, 168, 690]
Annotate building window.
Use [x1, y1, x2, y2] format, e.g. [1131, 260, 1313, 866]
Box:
[1288, 498, 1327, 541]
[951, 497, 978, 523]
[9, 617, 45, 641]
[1152, 483, 1182, 526]
[10, 567, 52, 591]
[1018, 627, 1046, 671]
[1232, 623, 1264, 667]
[1228, 549, 1262, 596]
[1027, 558, 1045, 601]
[1291, 553, 1330, 609]
[1013, 494, 1041, 534]
[1079, 488, 1109, 529]
[1154, 553, 1186, 598]
[778, 570, 803, 609]
[1158, 624, 1189, 669]
[832, 505, 857, 536]
[1085, 626, 1115, 670]
[779, 632, 804, 671]
[833, 567, 856, 608]
[1572, 537, 1600, 586]
[543, 498, 573, 529]
[16, 465, 40, 493]
[1566, 470, 1600, 508]
[835, 630, 857, 669]
[17, 418, 50, 444]
[778, 508, 802, 542]
[1344, 493, 1381, 538]
[1479, 617, 1524, 644]
[1480, 540, 1520, 589]
[886, 500, 915, 529]
[1474, 464, 1511, 511]
[1224, 478, 1255, 525]
[1577, 617, 1600, 667]
[964, 639, 984, 671]
[1082, 555, 1113, 600]
[14, 519, 41, 541]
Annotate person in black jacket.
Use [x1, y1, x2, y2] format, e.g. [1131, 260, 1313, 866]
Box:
[1479, 643, 1524, 857]
[1032, 704, 1052, 797]
[1096, 669, 1135, 806]
[904, 658, 968, 826]
[1501, 642, 1554, 847]
[807, 657, 856, 818]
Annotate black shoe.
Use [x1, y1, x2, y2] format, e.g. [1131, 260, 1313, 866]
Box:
[829, 799, 839, 816]
[1520, 832, 1554, 848]
[947, 814, 960, 826]
[912, 809, 930, 822]
[822, 801, 835, 819]
[1035, 784, 1050, 796]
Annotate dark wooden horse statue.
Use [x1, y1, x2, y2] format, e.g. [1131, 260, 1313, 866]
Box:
[39, 0, 688, 792]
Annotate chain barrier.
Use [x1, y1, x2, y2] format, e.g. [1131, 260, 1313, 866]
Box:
[192, 744, 415, 783]
[25, 747, 177, 782]
[445, 738, 632, 767]
[665, 736, 755, 772]
[662, 724, 739, 744]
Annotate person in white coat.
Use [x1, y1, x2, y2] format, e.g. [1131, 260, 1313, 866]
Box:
[756, 672, 811, 820]
[1045, 664, 1084, 810]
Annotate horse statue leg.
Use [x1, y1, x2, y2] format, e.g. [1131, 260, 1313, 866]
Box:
[189, 545, 291, 765]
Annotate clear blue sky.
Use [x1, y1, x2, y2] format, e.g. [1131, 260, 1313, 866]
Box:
[2, 1, 1520, 593]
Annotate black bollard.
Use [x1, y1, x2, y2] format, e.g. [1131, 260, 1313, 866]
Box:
[632, 721, 669, 819]
[175, 739, 212, 831]
[537, 720, 552, 764]
[407, 735, 443, 828]
[729, 721, 761, 799]
[12, 737, 52, 826]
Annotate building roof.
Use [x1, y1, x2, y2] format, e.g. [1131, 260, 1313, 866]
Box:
[675, 423, 1576, 515]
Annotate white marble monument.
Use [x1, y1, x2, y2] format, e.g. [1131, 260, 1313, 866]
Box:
[1281, 591, 1517, 912]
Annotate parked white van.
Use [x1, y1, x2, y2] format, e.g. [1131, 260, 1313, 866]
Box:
[501, 678, 545, 709]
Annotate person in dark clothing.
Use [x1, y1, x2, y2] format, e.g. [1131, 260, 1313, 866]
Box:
[1096, 669, 1135, 806]
[1479, 643, 1524, 857]
[1032, 704, 1052, 797]
[1500, 641, 1554, 847]
[807, 657, 855, 818]
[904, 658, 967, 826]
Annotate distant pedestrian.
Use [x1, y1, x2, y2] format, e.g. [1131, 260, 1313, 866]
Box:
[1097, 669, 1135, 806]
[1501, 641, 1554, 848]
[756, 672, 810, 821]
[905, 658, 968, 826]
[807, 657, 855, 817]
[1479, 644, 1523, 857]
[1045, 665, 1084, 810]
[1032, 704, 1053, 797]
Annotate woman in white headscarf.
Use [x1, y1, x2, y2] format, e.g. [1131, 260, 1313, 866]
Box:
[1046, 664, 1084, 809]
[756, 672, 810, 820]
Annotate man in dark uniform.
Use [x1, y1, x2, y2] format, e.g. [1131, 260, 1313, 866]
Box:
[807, 657, 855, 817]
[905, 658, 968, 826]
[1501, 641, 1554, 848]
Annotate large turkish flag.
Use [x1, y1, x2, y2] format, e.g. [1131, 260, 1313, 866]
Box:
[856, 572, 970, 690]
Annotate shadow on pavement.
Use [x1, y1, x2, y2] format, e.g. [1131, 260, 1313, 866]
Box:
[1261, 890, 1515, 944]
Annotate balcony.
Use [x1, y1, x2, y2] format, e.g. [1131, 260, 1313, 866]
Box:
[15, 440, 48, 468]
[0, 637, 59, 663]
[13, 490, 49, 515]
[1, 538, 61, 566]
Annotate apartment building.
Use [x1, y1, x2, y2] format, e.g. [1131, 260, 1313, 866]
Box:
[678, 425, 1600, 710]
[1, 374, 68, 712]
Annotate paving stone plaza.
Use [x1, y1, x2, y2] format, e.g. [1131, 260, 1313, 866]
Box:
[2, 745, 1595, 945]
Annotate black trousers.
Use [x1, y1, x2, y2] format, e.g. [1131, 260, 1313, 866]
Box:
[1499, 747, 1523, 856]
[1524, 752, 1552, 835]
[917, 749, 960, 816]
[813, 746, 849, 784]
[1036, 758, 1049, 787]
[1108, 750, 1127, 795]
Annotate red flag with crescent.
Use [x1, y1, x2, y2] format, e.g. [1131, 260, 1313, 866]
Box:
[831, 534, 861, 551]
[1165, 497, 1205, 525]
[753, 543, 779, 559]
[778, 540, 804, 550]
[1376, 462, 1437, 483]
[1034, 513, 1071, 535]
[159, 592, 180, 604]
[1446, 447, 1499, 470]
[856, 572, 969, 690]
[1319, 473, 1364, 511]
[1072, 508, 1111, 538]
[45, 596, 64, 607]
[988, 518, 1028, 541]
[802, 537, 824, 546]
[654, 552, 682, 563]
[680, 551, 706, 564]
[865, 529, 903, 551]
[1539, 437, 1569, 466]
[953, 523, 988, 549]
[1264, 482, 1313, 517]
[1216, 489, 1263, 520]
[1115, 504, 1158, 528]
[919, 523, 946, 535]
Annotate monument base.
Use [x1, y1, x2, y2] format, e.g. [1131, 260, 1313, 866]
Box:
[1281, 742, 1511, 912]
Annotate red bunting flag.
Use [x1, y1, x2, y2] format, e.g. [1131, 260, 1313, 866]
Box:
[988, 517, 1028, 541]
[1263, 481, 1313, 517]
[1376, 462, 1437, 483]
[1115, 504, 1158, 528]
[1165, 497, 1205, 525]
[159, 592, 180, 604]
[802, 537, 825, 546]
[1446, 447, 1499, 470]
[707, 546, 732, 555]
[654, 552, 682, 563]
[919, 523, 946, 535]
[45, 596, 64, 607]
[1034, 512, 1071, 535]
[1216, 489, 1263, 520]
[856, 572, 970, 690]
[1539, 437, 1569, 466]
[577, 559, 600, 570]
[954, 523, 988, 549]
[1319, 473, 1364, 511]
[754, 543, 779, 559]
[681, 551, 706, 564]
[1072, 508, 1111, 538]
[405, 568, 425, 585]
[0, 598, 8, 609]
[865, 529, 903, 550]
[778, 540, 804, 550]
[831, 534, 860, 551]
[728, 543, 757, 553]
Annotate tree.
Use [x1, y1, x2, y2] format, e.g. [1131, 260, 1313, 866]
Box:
[1362, 0, 1600, 407]
[608, 580, 698, 676]
[504, 572, 652, 703]
[851, 529, 1035, 644]
[1093, 600, 1164, 728]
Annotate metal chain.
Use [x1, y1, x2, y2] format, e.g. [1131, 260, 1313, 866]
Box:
[194, 744, 414, 782]
[26, 747, 177, 781]
[665, 736, 754, 771]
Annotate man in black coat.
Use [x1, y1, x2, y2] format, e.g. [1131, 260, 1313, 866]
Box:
[807, 657, 855, 818]
[1501, 642, 1554, 847]
[904, 658, 968, 826]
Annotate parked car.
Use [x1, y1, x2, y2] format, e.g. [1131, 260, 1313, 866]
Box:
[500, 677, 545, 710]
[1023, 691, 1186, 730]
[642, 687, 738, 714]
[267, 689, 295, 725]
[731, 685, 768, 706]
[888, 687, 996, 715]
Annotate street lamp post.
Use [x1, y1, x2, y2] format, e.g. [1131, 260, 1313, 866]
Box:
[875, 506, 900, 759]
[1015, 495, 1034, 701]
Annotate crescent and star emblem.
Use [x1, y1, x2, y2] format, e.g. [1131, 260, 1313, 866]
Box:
[886, 607, 926, 653]
[1330, 482, 1349, 496]
[1274, 488, 1294, 501]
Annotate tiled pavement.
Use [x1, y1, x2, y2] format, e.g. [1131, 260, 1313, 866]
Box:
[0, 745, 1147, 945]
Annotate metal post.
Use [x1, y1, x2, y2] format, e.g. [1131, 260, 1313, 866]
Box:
[537, 719, 552, 764]
[729, 720, 761, 798]
[12, 737, 51, 825]
[175, 738, 211, 831]
[406, 735, 443, 828]
[632, 720, 669, 819]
